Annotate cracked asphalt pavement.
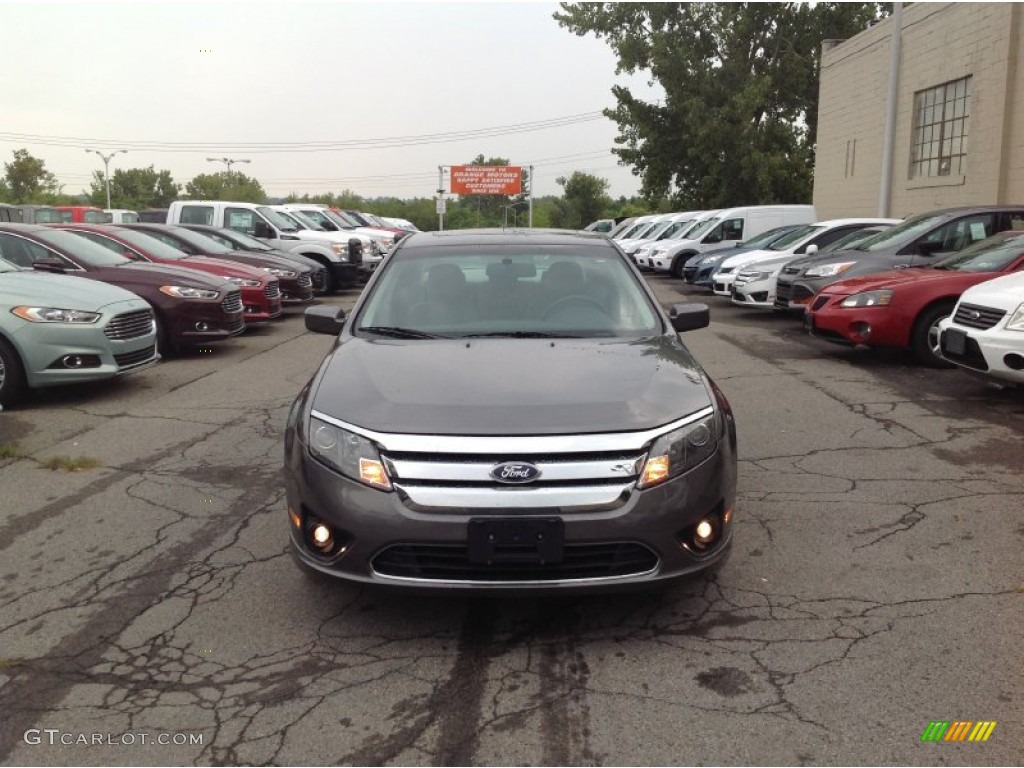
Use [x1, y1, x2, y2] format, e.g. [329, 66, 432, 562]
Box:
[0, 275, 1021, 766]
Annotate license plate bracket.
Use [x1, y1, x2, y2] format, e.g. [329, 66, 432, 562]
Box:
[943, 328, 967, 355]
[468, 518, 564, 565]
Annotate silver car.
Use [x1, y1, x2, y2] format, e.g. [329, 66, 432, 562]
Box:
[0, 259, 159, 406]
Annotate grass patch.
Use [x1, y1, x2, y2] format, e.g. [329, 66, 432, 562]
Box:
[40, 455, 104, 472]
[0, 442, 26, 460]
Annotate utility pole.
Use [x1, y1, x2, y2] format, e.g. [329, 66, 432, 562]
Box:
[207, 157, 251, 181]
[437, 165, 446, 231]
[85, 149, 127, 209]
[528, 165, 534, 228]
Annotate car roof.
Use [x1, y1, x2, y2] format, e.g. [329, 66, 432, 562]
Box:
[0, 222, 49, 232]
[398, 229, 613, 249]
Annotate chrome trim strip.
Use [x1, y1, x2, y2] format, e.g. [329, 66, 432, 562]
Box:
[393, 482, 634, 509]
[386, 457, 644, 483]
[369, 564, 660, 587]
[310, 406, 715, 454]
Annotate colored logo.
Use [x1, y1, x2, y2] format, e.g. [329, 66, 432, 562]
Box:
[921, 721, 997, 742]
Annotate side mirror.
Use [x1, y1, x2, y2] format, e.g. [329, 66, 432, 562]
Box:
[702, 230, 722, 244]
[304, 305, 346, 335]
[669, 303, 710, 333]
[32, 259, 67, 273]
[123, 251, 142, 261]
[320, 220, 339, 231]
[253, 221, 274, 239]
[805, 244, 819, 256]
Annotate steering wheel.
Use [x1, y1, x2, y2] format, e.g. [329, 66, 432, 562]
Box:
[542, 294, 609, 320]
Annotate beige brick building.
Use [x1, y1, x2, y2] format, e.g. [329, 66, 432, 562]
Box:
[812, 2, 1024, 219]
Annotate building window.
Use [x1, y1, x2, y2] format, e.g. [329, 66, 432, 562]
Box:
[910, 76, 971, 178]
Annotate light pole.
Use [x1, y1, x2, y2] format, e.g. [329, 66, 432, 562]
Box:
[85, 149, 127, 209]
[207, 157, 251, 180]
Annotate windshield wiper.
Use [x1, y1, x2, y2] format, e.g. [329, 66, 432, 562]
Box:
[461, 331, 582, 338]
[359, 326, 446, 339]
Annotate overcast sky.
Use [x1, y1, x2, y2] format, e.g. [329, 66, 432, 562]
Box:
[2, 2, 662, 201]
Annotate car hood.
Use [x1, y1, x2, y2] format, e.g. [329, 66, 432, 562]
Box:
[99, 262, 233, 289]
[658, 238, 701, 255]
[954, 271, 1024, 310]
[179, 256, 268, 279]
[784, 247, 864, 273]
[820, 268, 998, 295]
[311, 335, 713, 436]
[0, 271, 144, 309]
[720, 248, 784, 269]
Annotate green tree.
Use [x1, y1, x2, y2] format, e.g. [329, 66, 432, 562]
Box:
[3, 149, 59, 203]
[89, 166, 180, 209]
[549, 171, 612, 229]
[185, 171, 265, 203]
[554, 2, 885, 208]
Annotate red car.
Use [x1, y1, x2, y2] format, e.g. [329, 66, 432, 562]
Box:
[805, 230, 1024, 366]
[56, 206, 110, 224]
[52, 224, 282, 322]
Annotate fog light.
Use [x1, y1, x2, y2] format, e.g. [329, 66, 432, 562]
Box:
[850, 321, 871, 343]
[312, 524, 331, 546]
[1004, 353, 1024, 371]
[695, 519, 714, 542]
[194, 321, 212, 332]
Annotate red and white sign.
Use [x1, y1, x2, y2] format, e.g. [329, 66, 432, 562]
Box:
[450, 165, 522, 195]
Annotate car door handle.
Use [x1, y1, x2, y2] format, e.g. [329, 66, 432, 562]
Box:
[894, 263, 909, 269]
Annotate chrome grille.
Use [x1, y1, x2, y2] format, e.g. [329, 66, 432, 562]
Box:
[222, 291, 242, 314]
[104, 309, 153, 340]
[297, 274, 312, 288]
[953, 303, 1006, 331]
[265, 281, 282, 299]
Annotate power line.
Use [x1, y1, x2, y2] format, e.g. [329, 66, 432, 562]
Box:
[0, 112, 606, 154]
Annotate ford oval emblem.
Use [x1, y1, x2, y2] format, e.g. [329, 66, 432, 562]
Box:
[490, 461, 542, 484]
[968, 310, 981, 320]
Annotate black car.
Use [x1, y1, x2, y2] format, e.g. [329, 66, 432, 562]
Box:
[776, 207, 1024, 311]
[179, 224, 328, 295]
[285, 229, 737, 592]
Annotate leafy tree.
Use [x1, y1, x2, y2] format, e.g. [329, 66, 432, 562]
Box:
[89, 166, 180, 209]
[3, 149, 59, 204]
[185, 171, 265, 203]
[549, 171, 612, 229]
[554, 2, 885, 207]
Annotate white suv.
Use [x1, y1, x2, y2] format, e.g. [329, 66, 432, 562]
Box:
[938, 270, 1024, 385]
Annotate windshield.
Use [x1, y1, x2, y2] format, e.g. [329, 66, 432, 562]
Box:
[768, 224, 823, 251]
[362, 213, 386, 227]
[119, 212, 140, 224]
[356, 244, 660, 338]
[658, 220, 695, 240]
[161, 227, 233, 254]
[345, 210, 371, 226]
[328, 209, 359, 228]
[853, 215, 946, 251]
[257, 207, 300, 232]
[932, 232, 1024, 271]
[34, 230, 130, 266]
[686, 217, 720, 239]
[29, 208, 63, 223]
[817, 227, 886, 255]
[617, 221, 650, 240]
[216, 228, 273, 251]
[84, 210, 110, 224]
[741, 225, 798, 249]
[113, 229, 192, 259]
[294, 209, 335, 229]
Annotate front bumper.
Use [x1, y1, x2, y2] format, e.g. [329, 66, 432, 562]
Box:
[280, 273, 316, 304]
[240, 283, 283, 322]
[730, 277, 775, 308]
[285, 432, 737, 593]
[939, 320, 1024, 385]
[775, 276, 829, 311]
[328, 262, 360, 288]
[712, 273, 736, 296]
[15, 309, 160, 390]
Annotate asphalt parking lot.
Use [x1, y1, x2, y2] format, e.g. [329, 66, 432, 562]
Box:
[0, 274, 1021, 766]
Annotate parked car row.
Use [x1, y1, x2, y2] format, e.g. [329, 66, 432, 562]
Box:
[0, 215, 368, 407]
[619, 204, 1024, 384]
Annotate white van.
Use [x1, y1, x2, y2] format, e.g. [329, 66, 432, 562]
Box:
[650, 205, 817, 278]
[166, 200, 363, 292]
[104, 209, 139, 224]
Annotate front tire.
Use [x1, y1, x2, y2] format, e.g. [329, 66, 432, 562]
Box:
[0, 337, 27, 408]
[911, 302, 956, 368]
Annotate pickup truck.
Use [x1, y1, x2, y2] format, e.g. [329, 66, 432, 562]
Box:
[166, 200, 360, 292]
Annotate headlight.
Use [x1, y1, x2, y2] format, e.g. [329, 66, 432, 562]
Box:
[840, 290, 893, 308]
[159, 285, 220, 299]
[637, 412, 719, 489]
[228, 278, 262, 287]
[10, 306, 101, 323]
[700, 257, 716, 265]
[263, 268, 297, 278]
[329, 242, 349, 259]
[1006, 303, 1024, 332]
[308, 417, 392, 491]
[740, 271, 773, 281]
[804, 261, 857, 278]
